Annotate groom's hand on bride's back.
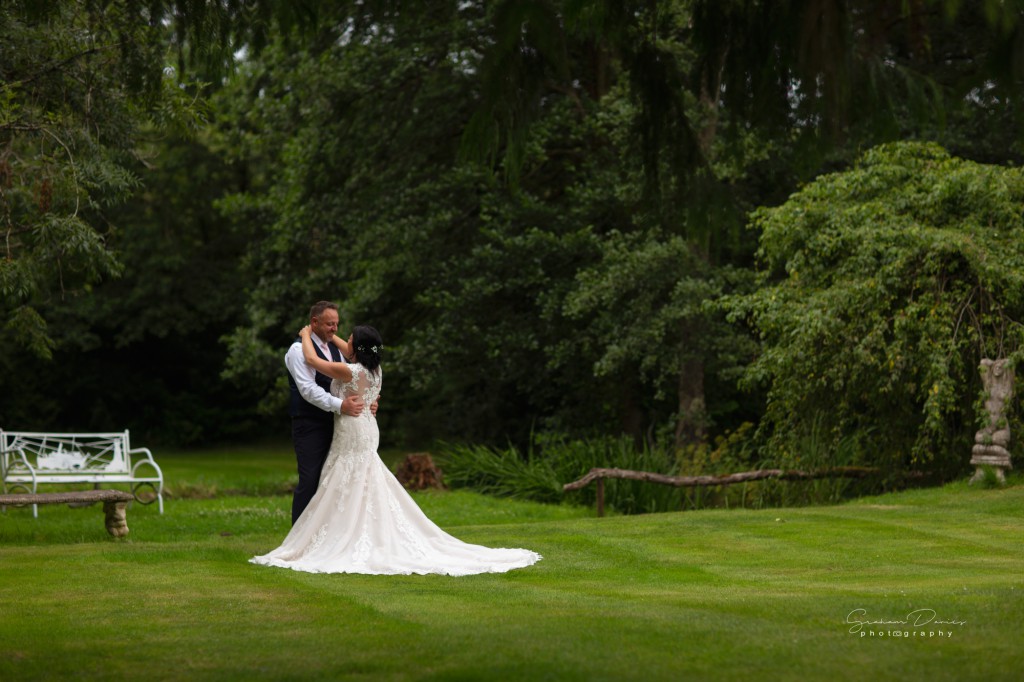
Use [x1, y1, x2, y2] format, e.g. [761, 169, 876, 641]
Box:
[341, 396, 365, 417]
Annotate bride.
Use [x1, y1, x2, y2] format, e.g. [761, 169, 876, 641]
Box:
[251, 324, 541, 575]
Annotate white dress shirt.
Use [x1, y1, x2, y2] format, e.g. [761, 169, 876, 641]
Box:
[284, 335, 345, 414]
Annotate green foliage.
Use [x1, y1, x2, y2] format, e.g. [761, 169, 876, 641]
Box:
[214, 5, 771, 448]
[474, 1, 1024, 192]
[0, 127, 268, 444]
[0, 2, 321, 443]
[434, 441, 564, 504]
[726, 141, 1024, 473]
[436, 435, 676, 513]
[212, 3, 515, 442]
[563, 229, 759, 443]
[439, 421, 897, 515]
[10, 0, 1024, 455]
[0, 1, 272, 353]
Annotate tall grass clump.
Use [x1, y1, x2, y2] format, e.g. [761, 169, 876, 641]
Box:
[434, 441, 564, 503]
[438, 417, 890, 514]
[721, 416, 881, 510]
[437, 434, 683, 514]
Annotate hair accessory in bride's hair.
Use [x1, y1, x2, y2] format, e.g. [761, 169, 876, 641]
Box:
[357, 344, 383, 356]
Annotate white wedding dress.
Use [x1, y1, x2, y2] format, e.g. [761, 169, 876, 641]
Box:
[251, 364, 541, 575]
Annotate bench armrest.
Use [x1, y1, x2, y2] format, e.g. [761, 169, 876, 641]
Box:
[129, 447, 163, 478]
[1, 448, 37, 492]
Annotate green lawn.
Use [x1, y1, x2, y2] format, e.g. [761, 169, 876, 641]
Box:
[1, 447, 1021, 681]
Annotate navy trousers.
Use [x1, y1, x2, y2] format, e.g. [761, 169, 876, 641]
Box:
[290, 416, 334, 525]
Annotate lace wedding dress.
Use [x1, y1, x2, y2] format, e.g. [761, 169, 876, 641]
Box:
[251, 364, 541, 575]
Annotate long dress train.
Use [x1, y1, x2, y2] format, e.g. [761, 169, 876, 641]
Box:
[250, 364, 541, 575]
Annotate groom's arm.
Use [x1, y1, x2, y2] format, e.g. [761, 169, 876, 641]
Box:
[284, 342, 343, 414]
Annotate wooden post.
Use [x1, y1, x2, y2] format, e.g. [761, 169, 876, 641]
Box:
[596, 477, 605, 518]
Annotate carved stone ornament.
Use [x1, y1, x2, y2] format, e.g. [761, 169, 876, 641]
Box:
[970, 358, 1014, 483]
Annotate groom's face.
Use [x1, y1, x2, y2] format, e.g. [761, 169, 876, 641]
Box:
[311, 309, 339, 344]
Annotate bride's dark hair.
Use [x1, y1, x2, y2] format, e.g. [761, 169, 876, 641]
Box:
[351, 325, 383, 372]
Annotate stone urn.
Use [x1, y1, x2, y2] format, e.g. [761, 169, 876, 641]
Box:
[970, 358, 1015, 483]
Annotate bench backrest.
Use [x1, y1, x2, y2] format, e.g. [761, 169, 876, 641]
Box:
[1, 430, 134, 480]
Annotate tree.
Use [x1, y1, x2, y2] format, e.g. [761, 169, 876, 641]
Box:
[214, 2, 508, 443]
[725, 141, 1024, 473]
[0, 1, 319, 443]
[212, 0, 773, 448]
[472, 1, 1024, 178]
[16, 0, 1018, 450]
[564, 231, 758, 446]
[0, 0, 314, 357]
[458, 0, 1024, 450]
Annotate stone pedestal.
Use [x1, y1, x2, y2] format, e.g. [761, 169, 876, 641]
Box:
[970, 358, 1014, 483]
[103, 500, 130, 537]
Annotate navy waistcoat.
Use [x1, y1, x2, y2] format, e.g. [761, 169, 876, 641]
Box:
[287, 337, 342, 420]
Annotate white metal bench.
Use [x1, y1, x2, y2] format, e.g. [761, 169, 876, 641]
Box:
[0, 430, 164, 516]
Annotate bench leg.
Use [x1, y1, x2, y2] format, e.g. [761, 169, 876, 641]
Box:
[0, 502, 38, 517]
[103, 500, 129, 537]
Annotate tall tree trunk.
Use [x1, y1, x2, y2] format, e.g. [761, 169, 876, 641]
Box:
[588, 41, 611, 100]
[675, 346, 707, 447]
[673, 45, 726, 450]
[620, 375, 647, 446]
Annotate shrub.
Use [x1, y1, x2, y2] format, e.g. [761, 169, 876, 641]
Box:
[436, 427, 881, 514]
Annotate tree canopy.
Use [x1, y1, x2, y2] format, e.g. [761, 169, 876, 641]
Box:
[0, 0, 315, 355]
[3, 0, 1024, 473]
[727, 141, 1024, 471]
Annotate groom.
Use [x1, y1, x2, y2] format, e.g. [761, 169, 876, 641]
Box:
[285, 301, 374, 524]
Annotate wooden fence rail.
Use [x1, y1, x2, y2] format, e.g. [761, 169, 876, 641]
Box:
[562, 466, 895, 517]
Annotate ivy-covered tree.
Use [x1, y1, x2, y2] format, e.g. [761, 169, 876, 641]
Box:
[725, 142, 1024, 474]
